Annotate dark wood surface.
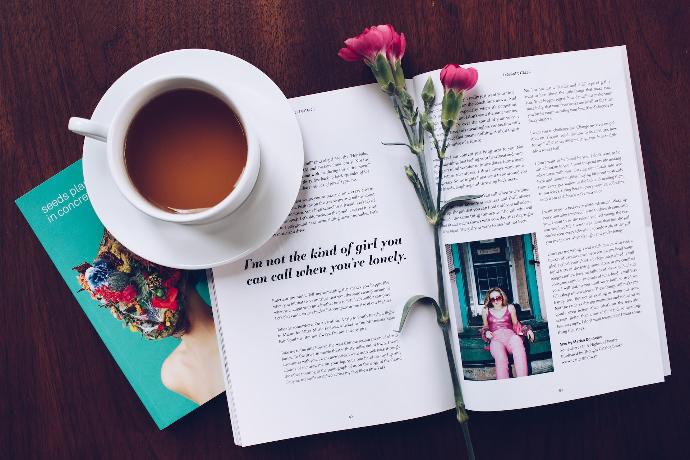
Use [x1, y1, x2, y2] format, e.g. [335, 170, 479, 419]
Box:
[2, 1, 688, 458]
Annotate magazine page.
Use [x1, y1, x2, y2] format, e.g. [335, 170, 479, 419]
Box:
[621, 49, 671, 376]
[210, 83, 455, 446]
[412, 46, 668, 411]
[16, 161, 224, 429]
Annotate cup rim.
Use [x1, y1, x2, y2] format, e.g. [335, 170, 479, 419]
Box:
[106, 75, 260, 224]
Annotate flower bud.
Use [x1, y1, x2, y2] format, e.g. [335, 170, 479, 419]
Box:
[439, 64, 477, 133]
[421, 76, 436, 111]
[440, 64, 478, 92]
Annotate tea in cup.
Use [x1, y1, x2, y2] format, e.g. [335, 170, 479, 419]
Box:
[69, 76, 260, 224]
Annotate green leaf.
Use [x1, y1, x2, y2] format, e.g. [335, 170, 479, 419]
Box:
[439, 195, 482, 224]
[404, 93, 415, 114]
[395, 295, 445, 332]
[421, 76, 436, 111]
[397, 89, 415, 121]
[382, 141, 411, 147]
[404, 165, 430, 216]
[420, 112, 434, 133]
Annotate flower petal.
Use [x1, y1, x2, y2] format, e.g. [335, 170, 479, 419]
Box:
[338, 47, 361, 62]
[387, 30, 406, 61]
[464, 67, 479, 90]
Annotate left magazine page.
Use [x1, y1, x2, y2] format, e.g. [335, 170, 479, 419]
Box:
[16, 161, 224, 429]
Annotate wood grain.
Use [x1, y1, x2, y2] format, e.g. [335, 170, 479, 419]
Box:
[1, 1, 688, 458]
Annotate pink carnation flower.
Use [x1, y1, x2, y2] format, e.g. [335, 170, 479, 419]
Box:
[338, 25, 405, 64]
[440, 64, 479, 92]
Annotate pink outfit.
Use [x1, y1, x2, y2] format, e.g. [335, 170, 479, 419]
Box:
[483, 307, 528, 379]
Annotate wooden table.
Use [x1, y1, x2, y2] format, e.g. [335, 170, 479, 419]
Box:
[2, 1, 688, 458]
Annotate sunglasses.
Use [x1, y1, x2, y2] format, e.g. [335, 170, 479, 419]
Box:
[490, 295, 503, 302]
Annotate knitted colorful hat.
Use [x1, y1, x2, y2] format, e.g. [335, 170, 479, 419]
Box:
[74, 230, 187, 339]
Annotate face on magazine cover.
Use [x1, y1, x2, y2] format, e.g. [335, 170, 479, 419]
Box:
[73, 230, 223, 405]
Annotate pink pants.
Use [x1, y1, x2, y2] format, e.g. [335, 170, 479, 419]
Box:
[489, 329, 528, 379]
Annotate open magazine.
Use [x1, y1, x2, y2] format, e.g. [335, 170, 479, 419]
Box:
[210, 46, 670, 445]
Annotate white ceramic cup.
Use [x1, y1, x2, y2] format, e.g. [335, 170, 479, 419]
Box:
[68, 76, 260, 225]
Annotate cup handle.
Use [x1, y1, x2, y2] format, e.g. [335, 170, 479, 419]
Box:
[68, 117, 108, 142]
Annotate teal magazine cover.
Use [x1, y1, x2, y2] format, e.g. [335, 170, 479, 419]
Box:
[16, 161, 224, 429]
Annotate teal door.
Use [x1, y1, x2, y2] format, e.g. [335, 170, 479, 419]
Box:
[470, 238, 513, 305]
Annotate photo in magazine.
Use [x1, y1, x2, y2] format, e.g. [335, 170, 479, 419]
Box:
[447, 233, 554, 381]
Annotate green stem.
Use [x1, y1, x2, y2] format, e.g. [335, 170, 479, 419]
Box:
[418, 117, 424, 150]
[441, 128, 449, 154]
[435, 128, 452, 216]
[436, 157, 444, 214]
[388, 87, 473, 458]
[406, 167, 431, 217]
[393, 95, 415, 147]
[416, 150, 435, 216]
[392, 94, 434, 217]
[432, 226, 447, 329]
[431, 128, 441, 154]
[433, 225, 474, 459]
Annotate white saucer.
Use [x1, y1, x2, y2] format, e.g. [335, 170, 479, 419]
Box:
[81, 49, 303, 269]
